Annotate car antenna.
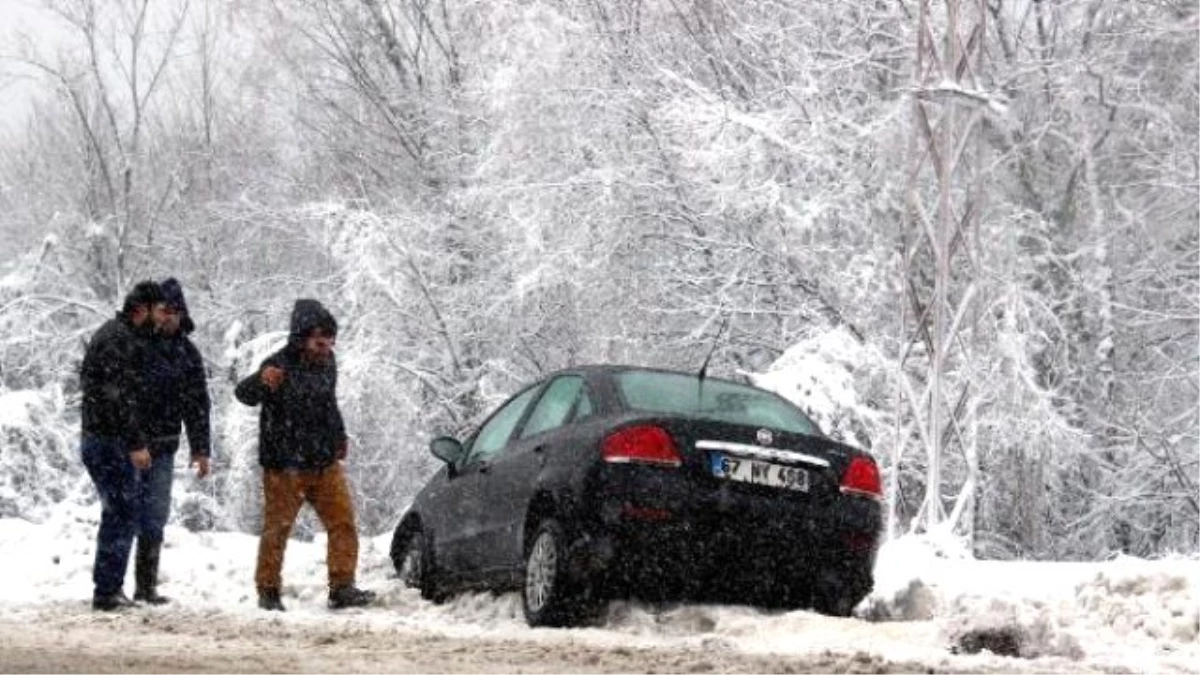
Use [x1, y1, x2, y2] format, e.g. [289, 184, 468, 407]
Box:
[698, 315, 729, 387]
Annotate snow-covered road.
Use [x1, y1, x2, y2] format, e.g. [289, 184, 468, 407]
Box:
[1, 507, 1196, 673]
[0, 604, 1122, 674]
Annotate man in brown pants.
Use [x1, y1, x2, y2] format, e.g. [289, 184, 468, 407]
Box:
[235, 299, 375, 611]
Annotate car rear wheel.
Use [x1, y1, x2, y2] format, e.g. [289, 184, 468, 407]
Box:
[811, 568, 865, 617]
[522, 518, 597, 627]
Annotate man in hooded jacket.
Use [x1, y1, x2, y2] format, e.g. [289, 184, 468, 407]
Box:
[235, 299, 375, 611]
[80, 280, 166, 611]
[134, 277, 213, 604]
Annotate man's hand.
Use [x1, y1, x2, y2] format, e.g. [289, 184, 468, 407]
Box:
[130, 447, 152, 470]
[261, 365, 285, 391]
[190, 455, 211, 479]
[335, 440, 348, 462]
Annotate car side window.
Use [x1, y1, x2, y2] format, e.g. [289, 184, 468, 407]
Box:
[520, 376, 587, 439]
[463, 386, 539, 466]
[571, 387, 594, 422]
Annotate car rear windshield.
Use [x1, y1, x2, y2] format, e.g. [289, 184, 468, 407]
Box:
[615, 371, 819, 436]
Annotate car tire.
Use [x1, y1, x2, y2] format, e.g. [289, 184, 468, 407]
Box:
[811, 570, 859, 617]
[522, 518, 597, 627]
[775, 577, 812, 611]
[392, 528, 445, 604]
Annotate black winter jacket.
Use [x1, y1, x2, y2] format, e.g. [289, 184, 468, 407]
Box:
[235, 300, 347, 470]
[80, 313, 155, 449]
[144, 335, 212, 457]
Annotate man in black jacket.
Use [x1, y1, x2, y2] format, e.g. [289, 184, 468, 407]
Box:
[134, 278, 213, 604]
[80, 280, 166, 611]
[235, 299, 375, 611]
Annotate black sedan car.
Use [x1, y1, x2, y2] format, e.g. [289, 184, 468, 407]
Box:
[390, 365, 883, 626]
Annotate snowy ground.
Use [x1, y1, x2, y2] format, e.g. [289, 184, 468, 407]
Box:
[0, 506, 1196, 673]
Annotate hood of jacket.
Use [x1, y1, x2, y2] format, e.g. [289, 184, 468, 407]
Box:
[121, 280, 164, 317]
[288, 299, 338, 350]
[160, 277, 196, 334]
[120, 280, 164, 336]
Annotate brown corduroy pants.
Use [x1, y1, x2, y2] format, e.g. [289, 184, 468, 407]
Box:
[255, 464, 359, 593]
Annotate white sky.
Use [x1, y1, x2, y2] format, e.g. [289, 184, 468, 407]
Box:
[0, 0, 63, 130]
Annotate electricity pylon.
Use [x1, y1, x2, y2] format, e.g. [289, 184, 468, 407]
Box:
[894, 0, 992, 537]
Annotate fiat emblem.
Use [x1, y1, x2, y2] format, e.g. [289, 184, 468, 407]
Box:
[756, 428, 773, 446]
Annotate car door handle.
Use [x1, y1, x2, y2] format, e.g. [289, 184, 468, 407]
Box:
[532, 445, 546, 454]
[477, 462, 491, 475]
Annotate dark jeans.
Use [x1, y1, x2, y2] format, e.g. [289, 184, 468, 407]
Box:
[82, 435, 141, 598]
[137, 449, 175, 544]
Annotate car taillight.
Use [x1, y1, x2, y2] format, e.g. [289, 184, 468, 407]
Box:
[601, 425, 682, 468]
[840, 456, 882, 499]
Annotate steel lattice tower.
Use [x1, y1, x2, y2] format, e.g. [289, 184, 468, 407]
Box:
[893, 0, 991, 536]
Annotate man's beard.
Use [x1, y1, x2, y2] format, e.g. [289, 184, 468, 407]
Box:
[133, 320, 159, 337]
[305, 349, 332, 365]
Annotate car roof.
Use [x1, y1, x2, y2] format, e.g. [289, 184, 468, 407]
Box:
[546, 363, 753, 388]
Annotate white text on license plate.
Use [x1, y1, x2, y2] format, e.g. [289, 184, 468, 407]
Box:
[710, 453, 810, 492]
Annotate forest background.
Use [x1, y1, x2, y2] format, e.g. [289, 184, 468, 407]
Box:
[0, 0, 1195, 561]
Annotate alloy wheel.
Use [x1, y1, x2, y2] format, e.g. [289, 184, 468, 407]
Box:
[524, 529, 558, 614]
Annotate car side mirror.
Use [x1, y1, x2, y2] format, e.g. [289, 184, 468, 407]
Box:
[430, 436, 465, 465]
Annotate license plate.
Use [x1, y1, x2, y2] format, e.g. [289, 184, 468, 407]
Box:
[710, 453, 810, 492]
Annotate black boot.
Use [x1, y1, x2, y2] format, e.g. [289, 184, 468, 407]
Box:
[133, 539, 170, 605]
[93, 591, 137, 611]
[328, 584, 376, 609]
[258, 588, 286, 611]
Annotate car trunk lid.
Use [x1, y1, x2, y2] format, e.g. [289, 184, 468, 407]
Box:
[609, 416, 855, 502]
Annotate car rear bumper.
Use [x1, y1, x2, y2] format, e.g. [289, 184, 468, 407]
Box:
[571, 468, 882, 604]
